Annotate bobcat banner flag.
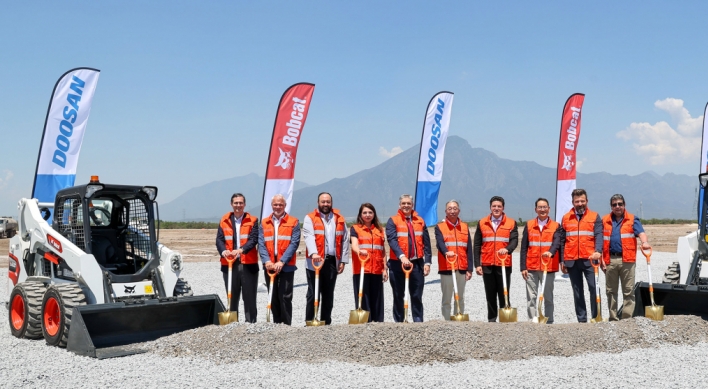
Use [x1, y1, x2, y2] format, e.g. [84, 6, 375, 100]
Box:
[415, 91, 454, 226]
[260, 83, 315, 220]
[699, 102, 708, 223]
[32, 67, 101, 205]
[554, 93, 585, 222]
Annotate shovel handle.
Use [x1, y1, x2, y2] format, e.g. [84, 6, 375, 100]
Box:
[358, 251, 370, 264]
[590, 257, 601, 270]
[446, 253, 458, 270]
[496, 251, 509, 267]
[640, 247, 652, 263]
[268, 268, 277, 278]
[541, 253, 552, 271]
[225, 255, 237, 266]
[402, 263, 413, 277]
[312, 256, 324, 271]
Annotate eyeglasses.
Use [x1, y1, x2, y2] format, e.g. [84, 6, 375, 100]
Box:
[536, 206, 549, 210]
[446, 207, 459, 211]
[611, 202, 624, 207]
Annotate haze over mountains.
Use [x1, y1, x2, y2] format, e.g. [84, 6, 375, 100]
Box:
[160, 136, 697, 222]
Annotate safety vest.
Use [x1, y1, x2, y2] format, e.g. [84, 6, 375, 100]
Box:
[305, 208, 346, 261]
[219, 212, 259, 265]
[478, 214, 515, 267]
[261, 213, 298, 266]
[561, 209, 599, 261]
[389, 210, 426, 260]
[525, 217, 560, 272]
[351, 224, 386, 275]
[602, 212, 637, 264]
[436, 219, 469, 272]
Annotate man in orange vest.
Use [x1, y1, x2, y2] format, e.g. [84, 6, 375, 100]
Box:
[603, 194, 651, 321]
[434, 200, 473, 320]
[520, 198, 561, 323]
[557, 188, 604, 323]
[386, 194, 432, 322]
[216, 193, 260, 323]
[303, 192, 350, 325]
[474, 196, 519, 322]
[258, 194, 301, 325]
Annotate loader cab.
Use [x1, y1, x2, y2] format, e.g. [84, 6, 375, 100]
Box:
[53, 177, 161, 283]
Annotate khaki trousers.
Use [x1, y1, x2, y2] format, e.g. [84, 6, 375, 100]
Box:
[525, 271, 555, 323]
[441, 272, 467, 320]
[605, 256, 636, 321]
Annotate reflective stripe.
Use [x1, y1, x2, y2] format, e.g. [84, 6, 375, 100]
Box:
[396, 232, 408, 237]
[528, 242, 550, 247]
[335, 231, 345, 236]
[263, 237, 274, 242]
[313, 231, 325, 235]
[577, 231, 594, 236]
[620, 234, 635, 239]
[372, 245, 385, 250]
[359, 244, 373, 249]
[482, 237, 509, 242]
[414, 231, 423, 236]
[603, 236, 611, 241]
[445, 242, 468, 247]
[224, 236, 233, 241]
[277, 235, 291, 240]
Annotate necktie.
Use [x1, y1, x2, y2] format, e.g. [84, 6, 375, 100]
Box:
[406, 218, 418, 258]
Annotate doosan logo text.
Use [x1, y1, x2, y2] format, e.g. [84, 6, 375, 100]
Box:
[563, 106, 581, 151]
[425, 98, 446, 175]
[52, 75, 87, 168]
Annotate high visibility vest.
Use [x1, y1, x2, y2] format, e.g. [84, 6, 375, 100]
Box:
[389, 210, 426, 260]
[478, 214, 515, 267]
[219, 212, 259, 265]
[436, 219, 470, 272]
[602, 212, 637, 265]
[351, 224, 386, 275]
[525, 217, 560, 272]
[261, 213, 298, 266]
[561, 209, 599, 261]
[305, 209, 346, 260]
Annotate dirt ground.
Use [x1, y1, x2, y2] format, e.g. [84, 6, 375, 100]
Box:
[0, 224, 697, 267]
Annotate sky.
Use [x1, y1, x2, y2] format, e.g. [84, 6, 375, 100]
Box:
[1, 1, 708, 216]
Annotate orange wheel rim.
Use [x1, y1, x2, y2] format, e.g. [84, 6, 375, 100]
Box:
[43, 297, 61, 336]
[10, 294, 25, 331]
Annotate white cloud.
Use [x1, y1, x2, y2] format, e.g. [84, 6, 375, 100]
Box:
[0, 170, 13, 188]
[617, 98, 704, 165]
[379, 146, 403, 158]
[576, 158, 586, 171]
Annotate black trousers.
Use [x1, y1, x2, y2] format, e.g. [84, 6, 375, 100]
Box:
[567, 259, 597, 322]
[388, 258, 425, 322]
[306, 256, 338, 325]
[482, 265, 513, 322]
[221, 263, 259, 323]
[352, 273, 385, 323]
[264, 269, 294, 325]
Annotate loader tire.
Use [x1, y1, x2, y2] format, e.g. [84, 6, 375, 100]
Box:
[173, 278, 194, 297]
[8, 281, 46, 339]
[662, 261, 680, 284]
[41, 284, 86, 347]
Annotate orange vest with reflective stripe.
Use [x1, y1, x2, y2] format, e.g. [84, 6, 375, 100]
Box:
[525, 217, 560, 272]
[261, 213, 298, 266]
[479, 214, 515, 267]
[389, 210, 425, 260]
[219, 212, 259, 265]
[436, 219, 469, 272]
[561, 209, 599, 261]
[351, 224, 385, 275]
[305, 209, 346, 260]
[602, 212, 637, 265]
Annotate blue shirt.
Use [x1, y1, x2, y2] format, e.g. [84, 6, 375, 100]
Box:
[609, 214, 644, 254]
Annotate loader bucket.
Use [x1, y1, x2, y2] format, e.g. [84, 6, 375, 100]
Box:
[66, 294, 225, 359]
[633, 282, 708, 319]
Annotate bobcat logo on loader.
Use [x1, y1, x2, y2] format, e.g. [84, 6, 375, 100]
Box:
[275, 147, 294, 170]
[124, 285, 136, 294]
[561, 153, 575, 171]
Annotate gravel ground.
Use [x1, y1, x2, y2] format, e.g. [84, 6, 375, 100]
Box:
[3, 250, 708, 388]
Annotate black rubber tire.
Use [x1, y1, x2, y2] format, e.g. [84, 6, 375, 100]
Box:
[173, 278, 194, 297]
[8, 282, 46, 339]
[662, 261, 680, 284]
[40, 284, 86, 347]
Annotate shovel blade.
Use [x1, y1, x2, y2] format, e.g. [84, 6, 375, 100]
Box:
[218, 311, 238, 325]
[348, 309, 370, 324]
[534, 315, 549, 324]
[645, 305, 665, 321]
[450, 313, 469, 322]
[499, 307, 517, 323]
[306, 319, 326, 327]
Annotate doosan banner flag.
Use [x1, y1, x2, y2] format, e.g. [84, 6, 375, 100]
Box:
[32, 67, 100, 203]
[415, 91, 454, 226]
[554, 93, 585, 223]
[260, 83, 315, 220]
[699, 102, 708, 222]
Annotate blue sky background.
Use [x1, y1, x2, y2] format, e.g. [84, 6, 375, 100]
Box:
[1, 1, 707, 215]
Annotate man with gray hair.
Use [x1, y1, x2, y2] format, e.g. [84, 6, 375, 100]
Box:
[601, 194, 651, 320]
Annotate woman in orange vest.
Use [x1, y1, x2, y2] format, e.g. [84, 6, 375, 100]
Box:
[473, 196, 519, 322]
[350, 203, 388, 322]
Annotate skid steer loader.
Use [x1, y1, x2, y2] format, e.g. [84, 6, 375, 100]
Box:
[7, 177, 224, 358]
[632, 172, 708, 319]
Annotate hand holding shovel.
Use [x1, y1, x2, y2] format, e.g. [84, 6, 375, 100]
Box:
[218, 254, 239, 325]
[641, 247, 664, 321]
[306, 257, 326, 326]
[349, 251, 371, 324]
[447, 253, 469, 321]
[496, 251, 517, 322]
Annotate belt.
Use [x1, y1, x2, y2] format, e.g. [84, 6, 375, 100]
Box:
[610, 252, 622, 256]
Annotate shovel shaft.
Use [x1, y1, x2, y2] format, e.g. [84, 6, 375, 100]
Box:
[403, 277, 410, 311]
[313, 271, 321, 320]
[358, 264, 366, 308]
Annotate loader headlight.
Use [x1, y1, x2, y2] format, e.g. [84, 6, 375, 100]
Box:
[85, 184, 104, 198]
[170, 253, 183, 272]
[700, 173, 708, 189]
[142, 187, 158, 201]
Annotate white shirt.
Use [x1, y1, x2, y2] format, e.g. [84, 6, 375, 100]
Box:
[272, 214, 283, 256]
[321, 212, 337, 256]
[491, 216, 502, 232]
[537, 217, 548, 232]
[233, 214, 243, 249]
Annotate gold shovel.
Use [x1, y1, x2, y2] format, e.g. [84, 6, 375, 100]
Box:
[590, 258, 606, 323]
[496, 252, 517, 322]
[218, 255, 239, 325]
[402, 263, 413, 323]
[533, 254, 552, 324]
[306, 258, 326, 327]
[265, 268, 277, 323]
[447, 254, 469, 321]
[349, 252, 371, 324]
[641, 247, 664, 321]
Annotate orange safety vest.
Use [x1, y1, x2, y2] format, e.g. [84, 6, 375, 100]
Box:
[436, 219, 470, 272]
[602, 212, 637, 265]
[389, 210, 426, 260]
[479, 214, 515, 267]
[561, 209, 599, 261]
[305, 208, 347, 260]
[219, 212, 259, 265]
[261, 213, 298, 266]
[525, 217, 560, 272]
[351, 224, 386, 275]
